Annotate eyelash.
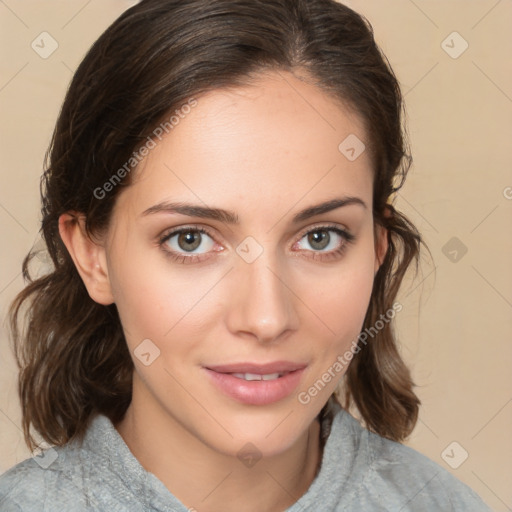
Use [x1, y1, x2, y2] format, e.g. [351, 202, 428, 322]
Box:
[158, 224, 356, 264]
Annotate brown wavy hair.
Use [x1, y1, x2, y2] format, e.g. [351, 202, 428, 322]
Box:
[10, 0, 428, 450]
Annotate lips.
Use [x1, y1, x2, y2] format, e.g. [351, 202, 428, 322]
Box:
[203, 361, 307, 405]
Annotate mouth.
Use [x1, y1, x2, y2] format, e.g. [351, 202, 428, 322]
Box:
[229, 372, 286, 381]
[203, 361, 307, 405]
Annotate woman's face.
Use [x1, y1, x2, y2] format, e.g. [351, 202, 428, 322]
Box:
[102, 70, 386, 457]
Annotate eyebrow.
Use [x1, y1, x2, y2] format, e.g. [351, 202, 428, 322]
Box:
[141, 197, 367, 224]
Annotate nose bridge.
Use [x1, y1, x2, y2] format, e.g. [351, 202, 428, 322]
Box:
[226, 246, 297, 343]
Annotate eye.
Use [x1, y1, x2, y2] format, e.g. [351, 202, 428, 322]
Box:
[160, 227, 217, 257]
[293, 225, 355, 257]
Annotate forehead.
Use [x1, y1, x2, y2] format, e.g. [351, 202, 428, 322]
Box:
[120, 70, 373, 218]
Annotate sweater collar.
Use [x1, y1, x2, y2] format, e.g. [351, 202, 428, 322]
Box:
[81, 399, 355, 511]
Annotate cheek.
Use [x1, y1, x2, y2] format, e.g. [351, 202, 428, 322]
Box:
[107, 251, 224, 348]
[293, 249, 376, 403]
[295, 248, 375, 341]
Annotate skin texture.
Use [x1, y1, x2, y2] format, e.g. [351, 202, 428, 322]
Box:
[59, 69, 388, 512]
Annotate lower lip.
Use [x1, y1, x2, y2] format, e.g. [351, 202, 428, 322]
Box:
[203, 367, 306, 405]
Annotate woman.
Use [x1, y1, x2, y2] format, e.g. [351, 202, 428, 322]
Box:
[0, 0, 492, 510]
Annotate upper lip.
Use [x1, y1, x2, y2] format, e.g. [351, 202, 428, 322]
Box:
[205, 361, 307, 374]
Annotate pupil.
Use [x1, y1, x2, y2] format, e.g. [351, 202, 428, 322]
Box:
[178, 231, 201, 251]
[309, 230, 329, 250]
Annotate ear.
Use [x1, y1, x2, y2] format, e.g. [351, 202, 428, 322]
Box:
[374, 209, 390, 276]
[58, 213, 114, 305]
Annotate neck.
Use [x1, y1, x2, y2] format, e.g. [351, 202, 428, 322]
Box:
[115, 385, 322, 512]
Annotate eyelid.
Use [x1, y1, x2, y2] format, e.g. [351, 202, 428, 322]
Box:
[292, 222, 355, 247]
[158, 225, 223, 264]
[159, 224, 219, 244]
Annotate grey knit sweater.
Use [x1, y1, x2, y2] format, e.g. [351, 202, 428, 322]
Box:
[0, 403, 492, 511]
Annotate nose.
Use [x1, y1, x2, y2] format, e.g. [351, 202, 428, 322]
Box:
[225, 251, 299, 344]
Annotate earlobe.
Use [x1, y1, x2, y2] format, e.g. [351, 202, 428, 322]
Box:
[58, 213, 114, 305]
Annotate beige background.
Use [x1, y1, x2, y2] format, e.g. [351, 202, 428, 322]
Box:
[1, 1, 511, 510]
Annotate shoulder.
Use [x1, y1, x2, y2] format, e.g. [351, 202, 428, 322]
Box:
[0, 443, 86, 511]
[367, 433, 490, 510]
[333, 410, 492, 511]
[0, 415, 184, 512]
[0, 415, 139, 512]
[310, 405, 492, 511]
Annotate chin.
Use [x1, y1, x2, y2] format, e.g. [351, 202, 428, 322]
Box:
[194, 403, 317, 459]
